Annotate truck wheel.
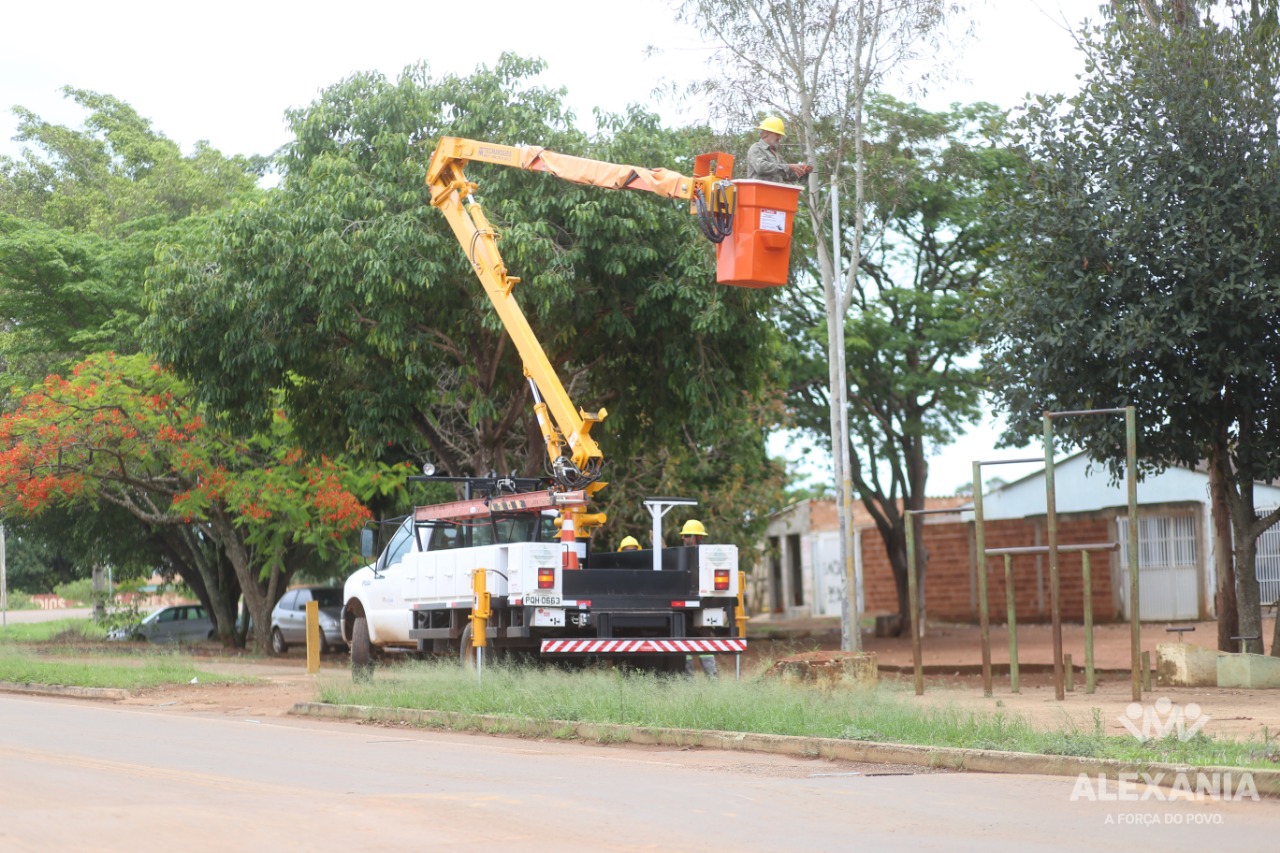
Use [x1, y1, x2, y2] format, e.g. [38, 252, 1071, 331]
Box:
[351, 616, 373, 682]
[271, 628, 288, 655]
[458, 623, 475, 668]
[458, 623, 508, 668]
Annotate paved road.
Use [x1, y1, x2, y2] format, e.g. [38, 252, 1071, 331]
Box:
[0, 695, 1275, 852]
[1, 606, 98, 626]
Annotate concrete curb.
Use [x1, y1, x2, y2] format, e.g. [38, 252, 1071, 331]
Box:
[0, 681, 130, 701]
[290, 701, 1280, 797]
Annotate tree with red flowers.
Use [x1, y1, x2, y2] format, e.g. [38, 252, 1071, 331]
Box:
[0, 352, 409, 651]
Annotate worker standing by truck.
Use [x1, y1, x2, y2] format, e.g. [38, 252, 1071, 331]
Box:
[746, 117, 812, 183]
[681, 520, 719, 680]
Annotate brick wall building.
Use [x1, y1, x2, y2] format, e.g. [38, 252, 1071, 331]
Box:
[755, 453, 1280, 626]
[758, 502, 1125, 625]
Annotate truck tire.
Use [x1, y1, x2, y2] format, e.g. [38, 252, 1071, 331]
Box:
[458, 623, 504, 668]
[458, 623, 475, 668]
[351, 616, 373, 682]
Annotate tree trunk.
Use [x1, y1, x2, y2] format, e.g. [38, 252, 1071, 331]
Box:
[1215, 437, 1266, 655]
[1233, 529, 1265, 655]
[1209, 449, 1238, 652]
[163, 525, 241, 648]
[1273, 581, 1280, 657]
[208, 510, 288, 655]
[1222, 466, 1265, 655]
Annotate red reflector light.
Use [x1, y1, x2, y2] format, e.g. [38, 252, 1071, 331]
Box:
[538, 568, 555, 589]
[714, 569, 730, 591]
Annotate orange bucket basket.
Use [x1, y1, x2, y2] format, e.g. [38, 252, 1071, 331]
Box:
[715, 180, 802, 288]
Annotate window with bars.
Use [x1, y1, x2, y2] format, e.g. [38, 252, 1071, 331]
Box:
[1115, 514, 1201, 620]
[1254, 508, 1280, 606]
[1117, 516, 1198, 570]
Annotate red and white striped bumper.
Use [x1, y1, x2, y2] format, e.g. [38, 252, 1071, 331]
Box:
[540, 638, 746, 655]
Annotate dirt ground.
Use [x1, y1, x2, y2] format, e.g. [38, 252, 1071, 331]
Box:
[94, 615, 1280, 746]
[754, 615, 1280, 741]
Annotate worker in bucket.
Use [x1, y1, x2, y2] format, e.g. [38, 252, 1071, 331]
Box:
[746, 116, 812, 183]
[680, 519, 719, 680]
[618, 536, 641, 552]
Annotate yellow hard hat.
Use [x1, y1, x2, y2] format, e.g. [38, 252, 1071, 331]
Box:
[680, 519, 707, 537]
[618, 536, 640, 551]
[757, 116, 786, 136]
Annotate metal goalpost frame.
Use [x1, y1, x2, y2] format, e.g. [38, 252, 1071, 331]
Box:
[904, 506, 974, 696]
[904, 407, 1141, 701]
[1043, 406, 1142, 702]
[968, 457, 1042, 697]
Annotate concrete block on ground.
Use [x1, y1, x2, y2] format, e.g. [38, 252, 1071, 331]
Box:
[1156, 642, 1221, 687]
[1217, 652, 1280, 689]
[764, 651, 878, 688]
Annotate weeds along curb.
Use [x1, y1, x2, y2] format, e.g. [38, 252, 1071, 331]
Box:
[0, 682, 130, 701]
[290, 702, 1280, 797]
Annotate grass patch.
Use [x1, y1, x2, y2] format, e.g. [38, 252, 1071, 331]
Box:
[0, 618, 109, 644]
[318, 660, 1279, 770]
[0, 645, 252, 690]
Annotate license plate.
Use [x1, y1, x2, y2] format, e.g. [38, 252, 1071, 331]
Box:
[523, 595, 562, 606]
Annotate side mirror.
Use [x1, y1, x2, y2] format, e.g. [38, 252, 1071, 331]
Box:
[360, 528, 375, 560]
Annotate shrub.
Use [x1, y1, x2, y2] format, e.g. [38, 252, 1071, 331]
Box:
[53, 578, 95, 606]
[2, 590, 35, 610]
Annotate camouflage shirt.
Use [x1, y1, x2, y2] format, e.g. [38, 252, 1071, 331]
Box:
[746, 139, 801, 183]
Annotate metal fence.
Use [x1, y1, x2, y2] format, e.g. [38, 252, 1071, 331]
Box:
[1116, 515, 1200, 620]
[1254, 508, 1280, 606]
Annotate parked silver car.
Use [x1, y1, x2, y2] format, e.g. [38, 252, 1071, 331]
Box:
[107, 604, 215, 643]
[270, 587, 345, 654]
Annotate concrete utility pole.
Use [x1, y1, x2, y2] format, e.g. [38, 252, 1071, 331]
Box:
[92, 566, 106, 621]
[2, 522, 8, 628]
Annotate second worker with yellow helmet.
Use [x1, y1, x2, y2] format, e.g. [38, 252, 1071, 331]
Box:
[746, 116, 813, 183]
[680, 519, 718, 680]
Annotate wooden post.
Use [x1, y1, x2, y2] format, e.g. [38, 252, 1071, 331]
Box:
[305, 600, 320, 674]
[1044, 414, 1064, 701]
[972, 461, 992, 698]
[906, 512, 924, 696]
[1126, 407, 1142, 701]
[1082, 550, 1096, 694]
[1004, 554, 1019, 694]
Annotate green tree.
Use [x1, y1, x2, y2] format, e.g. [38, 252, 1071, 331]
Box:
[677, 0, 965, 650]
[0, 89, 262, 380]
[1, 87, 264, 233]
[0, 88, 263, 598]
[0, 353, 409, 650]
[0, 506, 181, 594]
[144, 56, 783, 547]
[785, 96, 1006, 630]
[0, 214, 179, 383]
[982, 1, 1280, 654]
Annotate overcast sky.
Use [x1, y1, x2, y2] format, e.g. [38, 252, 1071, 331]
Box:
[1, 0, 1105, 494]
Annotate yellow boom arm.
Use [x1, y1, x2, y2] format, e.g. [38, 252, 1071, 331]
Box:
[424, 137, 734, 496]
